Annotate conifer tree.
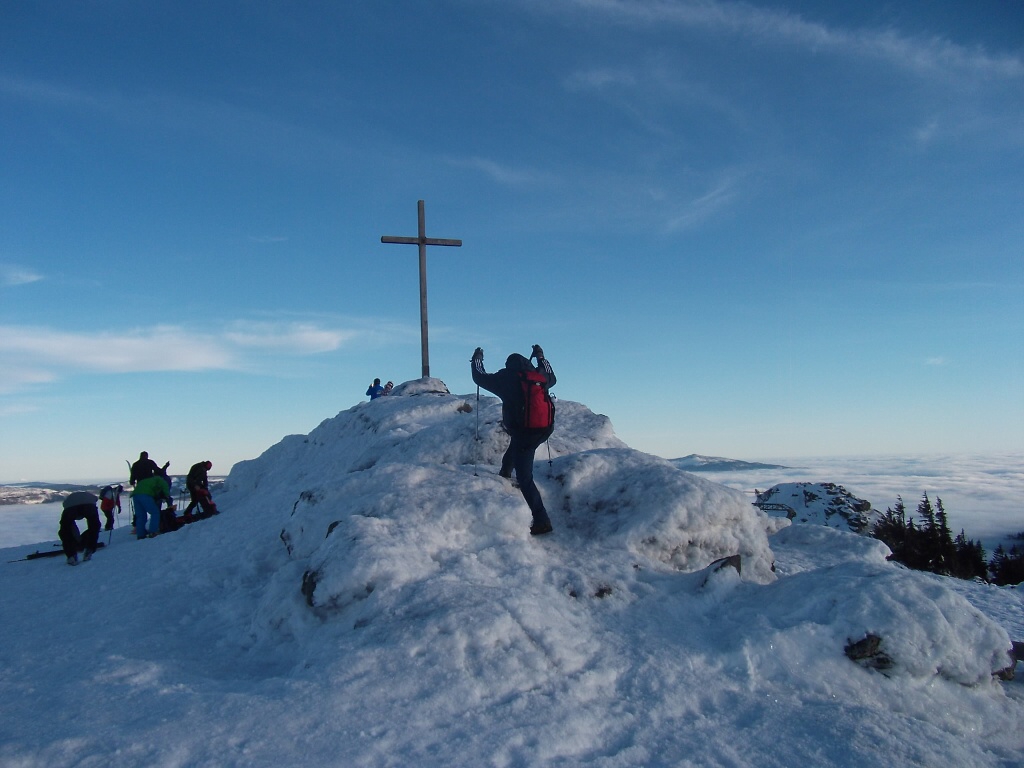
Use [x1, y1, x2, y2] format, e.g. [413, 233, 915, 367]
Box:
[916, 493, 938, 569]
[989, 544, 1024, 586]
[870, 494, 989, 581]
[934, 498, 955, 574]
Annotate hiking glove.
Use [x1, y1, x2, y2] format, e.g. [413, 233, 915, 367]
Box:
[472, 347, 483, 362]
[531, 344, 544, 360]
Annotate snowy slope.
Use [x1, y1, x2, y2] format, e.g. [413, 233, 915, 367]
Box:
[1, 380, 1022, 767]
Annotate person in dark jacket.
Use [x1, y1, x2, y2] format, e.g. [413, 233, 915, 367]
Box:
[471, 344, 556, 536]
[59, 492, 101, 565]
[184, 460, 217, 518]
[129, 451, 169, 487]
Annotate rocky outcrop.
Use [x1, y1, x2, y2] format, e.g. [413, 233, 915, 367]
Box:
[754, 482, 881, 534]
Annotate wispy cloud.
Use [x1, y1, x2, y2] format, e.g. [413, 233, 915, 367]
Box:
[561, 0, 1024, 79]
[224, 321, 355, 354]
[0, 320, 359, 396]
[665, 171, 744, 231]
[925, 356, 949, 366]
[0, 402, 40, 417]
[563, 67, 638, 92]
[0, 74, 101, 108]
[0, 264, 43, 287]
[445, 155, 555, 186]
[0, 325, 235, 376]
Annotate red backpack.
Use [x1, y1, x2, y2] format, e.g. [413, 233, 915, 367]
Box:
[517, 370, 555, 430]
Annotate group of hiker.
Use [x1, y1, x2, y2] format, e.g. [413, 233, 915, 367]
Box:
[128, 453, 218, 538]
[365, 378, 394, 399]
[59, 453, 220, 566]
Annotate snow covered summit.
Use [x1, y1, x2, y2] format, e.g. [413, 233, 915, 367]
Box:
[223, 380, 1012, 686]
[225, 376, 781, 623]
[2, 378, 1021, 766]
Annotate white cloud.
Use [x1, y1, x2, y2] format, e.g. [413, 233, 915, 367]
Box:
[0, 325, 233, 374]
[0, 402, 40, 416]
[925, 356, 949, 366]
[0, 320, 359, 396]
[563, 67, 638, 92]
[0, 366, 55, 397]
[562, 0, 1024, 79]
[0, 264, 43, 287]
[224, 321, 355, 354]
[446, 155, 555, 186]
[0, 74, 100, 108]
[665, 172, 743, 231]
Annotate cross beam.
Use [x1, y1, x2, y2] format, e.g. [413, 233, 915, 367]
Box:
[380, 200, 462, 378]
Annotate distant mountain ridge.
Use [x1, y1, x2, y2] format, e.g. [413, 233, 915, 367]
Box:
[1, 479, 225, 506]
[670, 454, 788, 472]
[0, 483, 104, 506]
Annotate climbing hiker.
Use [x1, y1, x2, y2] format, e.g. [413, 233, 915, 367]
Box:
[366, 378, 385, 400]
[471, 344, 556, 536]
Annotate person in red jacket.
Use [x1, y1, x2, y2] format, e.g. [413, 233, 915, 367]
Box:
[471, 344, 556, 536]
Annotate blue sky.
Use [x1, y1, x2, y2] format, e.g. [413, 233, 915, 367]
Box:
[1, 0, 1022, 482]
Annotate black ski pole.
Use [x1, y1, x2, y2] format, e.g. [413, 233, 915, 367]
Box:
[473, 385, 480, 476]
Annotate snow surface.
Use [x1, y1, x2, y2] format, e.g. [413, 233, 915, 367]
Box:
[2, 380, 1023, 767]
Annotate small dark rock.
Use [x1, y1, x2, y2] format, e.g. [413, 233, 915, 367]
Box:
[301, 569, 319, 607]
[844, 633, 894, 671]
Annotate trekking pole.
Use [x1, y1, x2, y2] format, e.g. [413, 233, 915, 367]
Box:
[473, 385, 480, 476]
[109, 488, 121, 545]
[546, 440, 553, 475]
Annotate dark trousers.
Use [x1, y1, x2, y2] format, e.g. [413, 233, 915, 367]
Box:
[500, 428, 552, 527]
[185, 486, 216, 517]
[59, 504, 100, 558]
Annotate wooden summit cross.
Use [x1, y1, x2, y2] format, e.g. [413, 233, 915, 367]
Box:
[381, 200, 462, 378]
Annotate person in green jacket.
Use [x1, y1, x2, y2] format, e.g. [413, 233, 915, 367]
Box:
[131, 474, 172, 539]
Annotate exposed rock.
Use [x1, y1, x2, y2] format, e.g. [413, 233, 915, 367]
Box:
[844, 633, 894, 671]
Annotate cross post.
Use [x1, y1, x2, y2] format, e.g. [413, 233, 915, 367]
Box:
[381, 200, 462, 378]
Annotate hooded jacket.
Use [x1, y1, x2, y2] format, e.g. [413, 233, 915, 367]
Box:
[186, 461, 211, 491]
